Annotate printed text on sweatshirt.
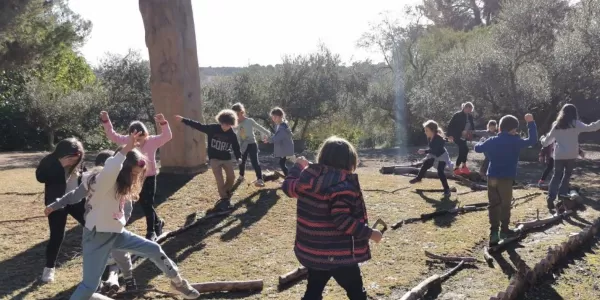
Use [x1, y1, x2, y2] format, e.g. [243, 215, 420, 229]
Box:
[181, 118, 242, 161]
[540, 120, 600, 160]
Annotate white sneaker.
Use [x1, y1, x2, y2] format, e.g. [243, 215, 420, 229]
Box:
[42, 267, 55, 283]
[171, 279, 200, 299]
[254, 179, 265, 187]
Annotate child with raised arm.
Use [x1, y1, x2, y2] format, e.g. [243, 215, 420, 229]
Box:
[473, 120, 498, 178]
[538, 143, 585, 187]
[282, 136, 382, 300]
[175, 110, 241, 210]
[474, 114, 537, 246]
[231, 103, 272, 187]
[68, 132, 199, 300]
[540, 104, 600, 211]
[264, 107, 294, 176]
[100, 112, 172, 241]
[410, 120, 453, 198]
[36, 138, 86, 283]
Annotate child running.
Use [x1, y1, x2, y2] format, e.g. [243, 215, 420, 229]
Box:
[36, 138, 86, 283]
[474, 114, 537, 246]
[45, 149, 138, 293]
[175, 110, 241, 210]
[282, 136, 382, 300]
[231, 103, 272, 187]
[68, 132, 199, 300]
[100, 111, 172, 241]
[473, 120, 498, 178]
[264, 107, 294, 176]
[410, 120, 453, 198]
[540, 104, 600, 211]
[538, 144, 585, 186]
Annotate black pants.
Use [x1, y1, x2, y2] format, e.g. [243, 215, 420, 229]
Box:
[540, 157, 554, 181]
[139, 175, 160, 234]
[416, 158, 450, 191]
[455, 138, 469, 167]
[46, 201, 86, 268]
[239, 143, 262, 179]
[302, 265, 367, 300]
[279, 157, 289, 176]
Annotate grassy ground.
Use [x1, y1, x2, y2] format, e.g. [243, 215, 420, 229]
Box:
[0, 147, 599, 300]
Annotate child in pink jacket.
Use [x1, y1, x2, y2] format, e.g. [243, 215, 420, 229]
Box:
[100, 111, 172, 241]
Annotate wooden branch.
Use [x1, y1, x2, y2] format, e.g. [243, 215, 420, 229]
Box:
[515, 210, 574, 231]
[278, 266, 308, 286]
[399, 261, 465, 300]
[191, 280, 264, 293]
[391, 217, 422, 230]
[424, 251, 477, 263]
[439, 260, 465, 281]
[483, 247, 494, 264]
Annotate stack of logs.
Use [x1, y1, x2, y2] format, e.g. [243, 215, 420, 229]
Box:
[489, 217, 600, 300]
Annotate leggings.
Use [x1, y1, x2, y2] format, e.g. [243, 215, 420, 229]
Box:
[302, 264, 367, 300]
[239, 143, 262, 179]
[139, 176, 160, 234]
[416, 158, 450, 191]
[46, 201, 86, 268]
[548, 159, 575, 200]
[455, 138, 469, 167]
[279, 157, 289, 176]
[540, 157, 554, 181]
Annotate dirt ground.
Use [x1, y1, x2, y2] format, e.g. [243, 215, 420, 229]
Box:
[0, 145, 599, 300]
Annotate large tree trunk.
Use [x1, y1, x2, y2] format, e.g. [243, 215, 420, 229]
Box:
[139, 0, 207, 174]
[46, 128, 55, 150]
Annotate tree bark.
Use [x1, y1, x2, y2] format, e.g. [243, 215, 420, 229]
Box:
[47, 128, 55, 150]
[139, 0, 206, 174]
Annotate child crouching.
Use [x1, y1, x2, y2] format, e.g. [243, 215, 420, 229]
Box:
[282, 136, 382, 300]
[410, 120, 453, 197]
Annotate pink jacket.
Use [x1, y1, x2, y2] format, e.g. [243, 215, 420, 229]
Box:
[102, 120, 172, 177]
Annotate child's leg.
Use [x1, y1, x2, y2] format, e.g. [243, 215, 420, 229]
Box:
[239, 148, 250, 177]
[210, 159, 227, 199]
[437, 161, 450, 192]
[111, 250, 133, 279]
[279, 157, 289, 176]
[558, 159, 575, 195]
[113, 230, 179, 279]
[498, 178, 514, 232]
[414, 158, 435, 180]
[248, 144, 263, 180]
[70, 229, 117, 300]
[548, 160, 566, 201]
[331, 264, 367, 300]
[223, 160, 235, 195]
[46, 209, 68, 268]
[456, 139, 468, 167]
[479, 157, 489, 176]
[540, 157, 554, 181]
[487, 178, 502, 235]
[302, 268, 332, 300]
[139, 176, 159, 236]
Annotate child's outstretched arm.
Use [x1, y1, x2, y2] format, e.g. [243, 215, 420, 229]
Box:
[45, 183, 88, 215]
[100, 111, 129, 145]
[282, 157, 309, 198]
[250, 118, 272, 137]
[330, 194, 373, 240]
[146, 114, 173, 148]
[576, 120, 600, 132]
[474, 138, 493, 153]
[94, 132, 140, 192]
[518, 115, 538, 148]
[175, 115, 209, 133]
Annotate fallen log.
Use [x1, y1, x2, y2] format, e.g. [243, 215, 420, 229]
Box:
[483, 247, 494, 264]
[424, 251, 477, 263]
[399, 261, 465, 300]
[278, 266, 308, 286]
[515, 210, 574, 232]
[191, 280, 264, 293]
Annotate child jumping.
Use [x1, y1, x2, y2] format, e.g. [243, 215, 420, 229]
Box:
[540, 104, 600, 211]
[473, 120, 498, 178]
[410, 120, 453, 198]
[264, 107, 294, 176]
[474, 114, 537, 246]
[282, 136, 382, 300]
[175, 110, 241, 210]
[100, 111, 172, 241]
[68, 132, 199, 300]
[36, 138, 86, 283]
[45, 149, 138, 292]
[231, 103, 272, 187]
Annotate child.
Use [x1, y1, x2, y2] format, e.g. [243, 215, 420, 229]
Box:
[36, 138, 86, 283]
[540, 104, 600, 210]
[282, 136, 382, 300]
[410, 120, 453, 197]
[68, 132, 199, 300]
[447, 102, 476, 175]
[231, 103, 272, 187]
[538, 144, 585, 186]
[473, 120, 498, 178]
[100, 111, 172, 241]
[45, 149, 137, 292]
[175, 110, 241, 210]
[264, 107, 294, 176]
[474, 114, 537, 246]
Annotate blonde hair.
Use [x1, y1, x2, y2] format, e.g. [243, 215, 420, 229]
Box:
[423, 120, 445, 138]
[462, 102, 474, 111]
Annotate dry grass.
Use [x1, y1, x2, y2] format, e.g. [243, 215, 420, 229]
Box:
[1, 151, 600, 300]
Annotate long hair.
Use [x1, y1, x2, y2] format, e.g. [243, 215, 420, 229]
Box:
[423, 120, 445, 138]
[52, 138, 85, 175]
[553, 104, 578, 129]
[87, 148, 146, 201]
[317, 136, 358, 172]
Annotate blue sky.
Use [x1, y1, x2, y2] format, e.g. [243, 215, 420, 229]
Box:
[69, 0, 420, 67]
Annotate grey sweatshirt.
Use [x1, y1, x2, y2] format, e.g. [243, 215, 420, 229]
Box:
[235, 118, 272, 153]
[541, 120, 600, 160]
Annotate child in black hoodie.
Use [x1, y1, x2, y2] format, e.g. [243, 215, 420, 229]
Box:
[36, 137, 86, 283]
[410, 120, 453, 197]
[175, 110, 241, 210]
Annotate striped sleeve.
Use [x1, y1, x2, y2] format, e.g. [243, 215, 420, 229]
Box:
[282, 163, 304, 198]
[330, 194, 373, 239]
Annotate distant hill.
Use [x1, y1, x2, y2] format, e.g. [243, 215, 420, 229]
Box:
[199, 67, 245, 83]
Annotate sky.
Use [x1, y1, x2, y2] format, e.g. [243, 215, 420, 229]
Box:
[69, 0, 420, 67]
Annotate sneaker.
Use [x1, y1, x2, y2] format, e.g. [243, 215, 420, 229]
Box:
[489, 232, 500, 247]
[155, 219, 165, 237]
[547, 197, 556, 210]
[145, 232, 158, 241]
[215, 198, 233, 211]
[124, 277, 138, 292]
[254, 179, 265, 187]
[171, 279, 200, 299]
[443, 190, 451, 198]
[460, 166, 471, 175]
[409, 178, 422, 184]
[538, 180, 545, 187]
[499, 229, 519, 240]
[453, 168, 463, 176]
[42, 267, 55, 283]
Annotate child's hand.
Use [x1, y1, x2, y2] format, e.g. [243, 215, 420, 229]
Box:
[44, 206, 54, 217]
[417, 149, 425, 155]
[295, 156, 309, 169]
[370, 229, 383, 243]
[123, 130, 143, 153]
[524, 114, 534, 123]
[100, 111, 109, 122]
[155, 113, 166, 123]
[174, 115, 183, 122]
[59, 155, 80, 167]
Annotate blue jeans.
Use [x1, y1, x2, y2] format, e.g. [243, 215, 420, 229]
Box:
[547, 159, 575, 201]
[70, 228, 179, 300]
